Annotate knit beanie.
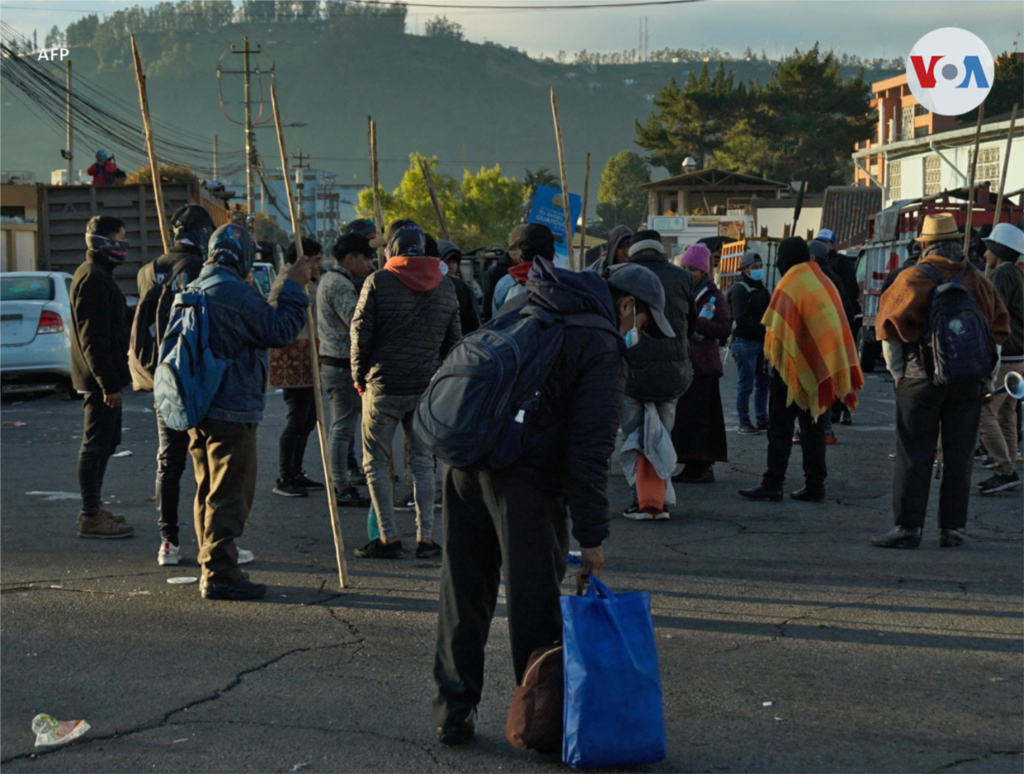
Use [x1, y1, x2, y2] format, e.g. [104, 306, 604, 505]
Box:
[776, 237, 810, 276]
[628, 229, 665, 257]
[679, 243, 711, 273]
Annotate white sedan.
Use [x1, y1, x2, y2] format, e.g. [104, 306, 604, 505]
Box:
[0, 271, 75, 395]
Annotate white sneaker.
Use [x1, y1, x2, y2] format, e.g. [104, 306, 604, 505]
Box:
[237, 548, 254, 565]
[655, 512, 671, 521]
[157, 541, 181, 566]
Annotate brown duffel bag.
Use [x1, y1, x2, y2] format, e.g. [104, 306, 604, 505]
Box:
[505, 642, 564, 754]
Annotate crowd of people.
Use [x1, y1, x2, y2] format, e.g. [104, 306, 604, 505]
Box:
[65, 202, 1022, 743]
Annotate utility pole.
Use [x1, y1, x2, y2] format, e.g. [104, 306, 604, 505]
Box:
[225, 37, 262, 214]
[65, 60, 73, 184]
[212, 134, 218, 180]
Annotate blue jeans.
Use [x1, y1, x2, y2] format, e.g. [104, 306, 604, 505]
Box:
[322, 364, 362, 492]
[732, 338, 768, 425]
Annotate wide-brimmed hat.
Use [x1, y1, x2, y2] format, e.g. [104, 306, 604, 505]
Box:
[917, 214, 960, 243]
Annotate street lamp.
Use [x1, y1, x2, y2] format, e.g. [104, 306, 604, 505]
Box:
[682, 156, 698, 174]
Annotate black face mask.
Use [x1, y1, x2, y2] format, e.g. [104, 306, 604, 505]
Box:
[85, 234, 130, 264]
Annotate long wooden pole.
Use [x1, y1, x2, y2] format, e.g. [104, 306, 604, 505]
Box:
[577, 152, 590, 268]
[368, 117, 384, 255]
[130, 34, 170, 254]
[991, 103, 1019, 226]
[272, 84, 349, 590]
[550, 88, 575, 269]
[962, 102, 985, 256]
[418, 157, 451, 240]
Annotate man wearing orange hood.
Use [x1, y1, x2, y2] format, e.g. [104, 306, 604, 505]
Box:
[350, 221, 461, 560]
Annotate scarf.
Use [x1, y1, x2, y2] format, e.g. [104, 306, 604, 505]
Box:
[509, 261, 534, 283]
[762, 261, 863, 419]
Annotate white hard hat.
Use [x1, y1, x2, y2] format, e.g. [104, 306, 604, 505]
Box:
[984, 222, 1024, 257]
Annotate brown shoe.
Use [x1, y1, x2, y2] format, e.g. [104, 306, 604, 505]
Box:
[78, 511, 134, 539]
[97, 508, 126, 524]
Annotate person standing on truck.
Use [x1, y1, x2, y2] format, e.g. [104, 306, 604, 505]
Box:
[872, 214, 1010, 549]
[977, 223, 1024, 495]
[727, 250, 771, 434]
[70, 216, 134, 539]
[87, 150, 119, 186]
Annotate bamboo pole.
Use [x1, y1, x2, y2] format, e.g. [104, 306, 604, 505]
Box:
[368, 117, 384, 252]
[992, 103, 1019, 226]
[130, 34, 170, 254]
[418, 157, 451, 240]
[962, 103, 985, 256]
[550, 88, 575, 269]
[576, 152, 590, 268]
[272, 84, 349, 590]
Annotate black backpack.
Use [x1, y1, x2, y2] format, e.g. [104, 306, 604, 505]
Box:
[129, 273, 184, 391]
[917, 263, 997, 386]
[413, 303, 619, 471]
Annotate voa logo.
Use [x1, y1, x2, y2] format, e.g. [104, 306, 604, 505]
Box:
[907, 28, 994, 116]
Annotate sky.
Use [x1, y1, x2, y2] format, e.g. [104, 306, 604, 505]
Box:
[0, 0, 1021, 61]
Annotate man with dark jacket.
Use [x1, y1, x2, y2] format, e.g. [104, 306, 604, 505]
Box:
[621, 229, 695, 518]
[589, 224, 633, 276]
[188, 224, 310, 600]
[977, 223, 1024, 494]
[815, 229, 860, 322]
[433, 258, 671, 746]
[438, 239, 480, 336]
[480, 226, 523, 322]
[136, 204, 217, 565]
[71, 216, 134, 539]
[350, 221, 461, 560]
[727, 250, 771, 434]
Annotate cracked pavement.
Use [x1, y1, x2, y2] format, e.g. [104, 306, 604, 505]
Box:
[2, 372, 1022, 772]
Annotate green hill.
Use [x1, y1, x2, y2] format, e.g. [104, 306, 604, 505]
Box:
[1, 8, 898, 202]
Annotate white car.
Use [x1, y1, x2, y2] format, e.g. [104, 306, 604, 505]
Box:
[0, 271, 75, 394]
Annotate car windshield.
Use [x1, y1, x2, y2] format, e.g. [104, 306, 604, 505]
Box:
[1, 277, 55, 301]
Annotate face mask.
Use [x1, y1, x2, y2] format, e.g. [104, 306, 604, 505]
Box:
[85, 234, 129, 264]
[623, 305, 641, 348]
[749, 269, 765, 282]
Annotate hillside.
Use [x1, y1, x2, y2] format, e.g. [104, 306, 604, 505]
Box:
[1, 13, 899, 203]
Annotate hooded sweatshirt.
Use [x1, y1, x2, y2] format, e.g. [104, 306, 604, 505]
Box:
[497, 258, 626, 548]
[590, 225, 633, 277]
[351, 255, 461, 395]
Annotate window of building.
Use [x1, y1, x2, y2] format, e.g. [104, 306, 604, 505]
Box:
[924, 156, 941, 196]
[887, 160, 902, 200]
[969, 147, 1001, 191]
[902, 106, 915, 140]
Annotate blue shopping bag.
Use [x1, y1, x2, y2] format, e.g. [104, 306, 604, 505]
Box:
[561, 576, 666, 769]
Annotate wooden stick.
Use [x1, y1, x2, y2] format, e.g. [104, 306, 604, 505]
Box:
[992, 103, 1019, 226]
[130, 34, 170, 254]
[577, 152, 590, 267]
[272, 84, 349, 590]
[418, 157, 450, 240]
[550, 88, 574, 269]
[962, 102, 985, 256]
[368, 117, 384, 254]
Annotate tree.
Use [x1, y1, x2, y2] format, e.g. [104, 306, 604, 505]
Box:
[251, 212, 289, 246]
[596, 151, 650, 230]
[522, 167, 559, 205]
[126, 163, 198, 184]
[634, 62, 747, 173]
[745, 44, 872, 189]
[964, 52, 1024, 123]
[424, 15, 463, 40]
[357, 154, 522, 251]
[66, 13, 99, 46]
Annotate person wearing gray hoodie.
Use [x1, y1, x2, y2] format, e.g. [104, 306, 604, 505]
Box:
[589, 225, 633, 277]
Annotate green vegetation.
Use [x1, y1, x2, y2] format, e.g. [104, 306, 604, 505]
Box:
[636, 47, 873, 189]
[596, 151, 649, 230]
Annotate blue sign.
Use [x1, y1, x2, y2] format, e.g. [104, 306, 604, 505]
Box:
[528, 184, 583, 268]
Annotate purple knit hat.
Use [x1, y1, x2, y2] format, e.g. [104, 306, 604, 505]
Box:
[680, 243, 711, 273]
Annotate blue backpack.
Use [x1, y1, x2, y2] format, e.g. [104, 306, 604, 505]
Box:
[414, 303, 619, 471]
[153, 280, 230, 432]
[917, 263, 997, 386]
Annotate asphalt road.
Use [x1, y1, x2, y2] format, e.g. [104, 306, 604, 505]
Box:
[1, 371, 1021, 773]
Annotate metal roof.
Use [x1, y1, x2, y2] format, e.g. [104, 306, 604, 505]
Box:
[819, 186, 884, 249]
[642, 168, 790, 191]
